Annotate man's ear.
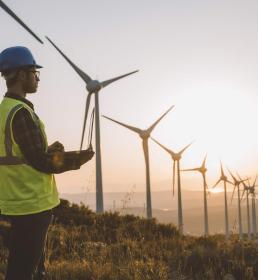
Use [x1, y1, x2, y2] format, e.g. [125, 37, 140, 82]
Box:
[17, 70, 27, 82]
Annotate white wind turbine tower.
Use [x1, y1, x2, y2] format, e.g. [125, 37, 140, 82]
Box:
[103, 106, 174, 219]
[181, 155, 209, 236]
[151, 138, 193, 235]
[0, 0, 43, 43]
[249, 176, 257, 239]
[227, 169, 246, 240]
[46, 37, 138, 213]
[240, 177, 252, 240]
[212, 163, 233, 240]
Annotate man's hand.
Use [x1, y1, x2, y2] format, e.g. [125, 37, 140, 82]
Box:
[62, 148, 95, 167]
[79, 148, 95, 165]
[48, 141, 65, 153]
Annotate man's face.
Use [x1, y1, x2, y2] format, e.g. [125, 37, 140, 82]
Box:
[21, 66, 40, 94]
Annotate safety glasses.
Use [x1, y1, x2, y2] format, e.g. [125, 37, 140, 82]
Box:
[28, 70, 40, 79]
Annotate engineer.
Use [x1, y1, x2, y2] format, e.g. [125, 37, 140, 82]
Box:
[0, 46, 94, 280]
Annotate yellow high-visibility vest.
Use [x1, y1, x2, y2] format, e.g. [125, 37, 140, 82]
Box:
[0, 97, 60, 215]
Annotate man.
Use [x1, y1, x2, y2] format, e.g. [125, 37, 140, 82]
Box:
[0, 46, 94, 280]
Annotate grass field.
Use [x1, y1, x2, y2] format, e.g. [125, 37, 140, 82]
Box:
[0, 200, 257, 280]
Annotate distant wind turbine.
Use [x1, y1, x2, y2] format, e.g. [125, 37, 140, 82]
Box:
[151, 138, 193, 234]
[249, 176, 257, 239]
[227, 169, 246, 240]
[240, 178, 251, 240]
[212, 163, 233, 240]
[46, 36, 138, 213]
[0, 0, 43, 43]
[103, 106, 174, 219]
[181, 155, 209, 236]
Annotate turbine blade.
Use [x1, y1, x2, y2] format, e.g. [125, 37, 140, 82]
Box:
[237, 172, 244, 182]
[142, 139, 149, 172]
[201, 154, 207, 169]
[231, 185, 236, 204]
[227, 168, 237, 183]
[226, 179, 234, 185]
[45, 36, 92, 84]
[237, 173, 249, 187]
[151, 137, 174, 155]
[0, 0, 43, 44]
[178, 141, 194, 155]
[80, 93, 92, 150]
[240, 189, 246, 201]
[181, 167, 199, 172]
[204, 176, 210, 197]
[240, 178, 248, 184]
[203, 174, 207, 187]
[212, 179, 221, 188]
[147, 105, 174, 133]
[102, 115, 142, 134]
[220, 161, 225, 177]
[101, 70, 139, 88]
[173, 161, 176, 196]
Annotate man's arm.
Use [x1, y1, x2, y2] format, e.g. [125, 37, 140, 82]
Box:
[12, 108, 94, 174]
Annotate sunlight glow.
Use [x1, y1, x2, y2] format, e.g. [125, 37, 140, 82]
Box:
[209, 188, 224, 194]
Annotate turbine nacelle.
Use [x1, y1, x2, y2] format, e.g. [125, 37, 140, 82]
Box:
[172, 154, 182, 161]
[140, 130, 150, 139]
[86, 80, 102, 93]
[235, 180, 242, 186]
[220, 175, 228, 182]
[249, 187, 255, 194]
[200, 167, 207, 174]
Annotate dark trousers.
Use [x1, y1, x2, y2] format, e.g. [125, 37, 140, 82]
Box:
[5, 210, 53, 280]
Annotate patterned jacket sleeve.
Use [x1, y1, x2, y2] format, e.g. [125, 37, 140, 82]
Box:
[12, 108, 81, 174]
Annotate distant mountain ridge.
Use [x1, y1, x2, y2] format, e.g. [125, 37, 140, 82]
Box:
[59, 189, 256, 235]
[60, 189, 228, 210]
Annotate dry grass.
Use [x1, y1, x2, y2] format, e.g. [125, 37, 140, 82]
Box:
[0, 200, 257, 280]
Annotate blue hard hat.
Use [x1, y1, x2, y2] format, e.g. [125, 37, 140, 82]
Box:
[0, 46, 42, 72]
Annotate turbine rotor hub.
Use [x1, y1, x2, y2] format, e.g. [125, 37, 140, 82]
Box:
[173, 154, 181, 161]
[200, 167, 207, 173]
[86, 80, 102, 93]
[140, 131, 150, 139]
[221, 175, 227, 181]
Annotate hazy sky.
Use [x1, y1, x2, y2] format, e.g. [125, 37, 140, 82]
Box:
[1, 0, 258, 194]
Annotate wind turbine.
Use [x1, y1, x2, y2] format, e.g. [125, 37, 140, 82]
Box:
[212, 163, 233, 240]
[151, 138, 192, 234]
[0, 0, 43, 43]
[103, 106, 174, 219]
[227, 169, 246, 240]
[240, 177, 251, 240]
[181, 155, 209, 236]
[46, 37, 138, 213]
[249, 176, 257, 239]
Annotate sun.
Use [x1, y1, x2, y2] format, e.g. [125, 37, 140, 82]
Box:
[209, 188, 224, 194]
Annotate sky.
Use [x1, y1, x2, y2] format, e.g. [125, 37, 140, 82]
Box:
[1, 0, 258, 195]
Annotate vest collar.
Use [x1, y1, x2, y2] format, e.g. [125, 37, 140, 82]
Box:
[4, 92, 34, 110]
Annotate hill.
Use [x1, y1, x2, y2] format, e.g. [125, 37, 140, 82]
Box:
[1, 199, 257, 280]
[60, 190, 256, 235]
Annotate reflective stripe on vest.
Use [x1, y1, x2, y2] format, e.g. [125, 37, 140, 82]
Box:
[0, 104, 26, 165]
